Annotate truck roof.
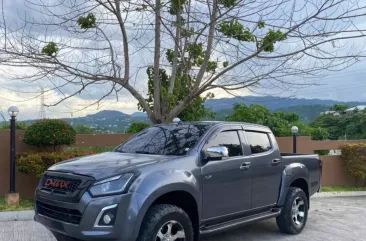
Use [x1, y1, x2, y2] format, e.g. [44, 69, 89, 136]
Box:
[154, 121, 272, 133]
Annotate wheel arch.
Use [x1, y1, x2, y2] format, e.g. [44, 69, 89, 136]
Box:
[131, 186, 200, 241]
[277, 163, 310, 207]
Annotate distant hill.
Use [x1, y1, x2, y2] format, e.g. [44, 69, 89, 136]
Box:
[212, 104, 329, 123]
[59, 110, 149, 133]
[85, 110, 129, 119]
[2, 110, 149, 134]
[131, 112, 147, 118]
[275, 104, 330, 123]
[205, 96, 366, 112]
[6, 96, 366, 133]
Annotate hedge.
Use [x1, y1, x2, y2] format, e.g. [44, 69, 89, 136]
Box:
[23, 119, 76, 150]
[341, 144, 366, 183]
[16, 151, 95, 178]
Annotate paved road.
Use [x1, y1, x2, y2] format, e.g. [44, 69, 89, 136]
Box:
[0, 196, 365, 241]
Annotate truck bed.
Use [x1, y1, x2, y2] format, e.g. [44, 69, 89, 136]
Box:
[280, 153, 322, 196]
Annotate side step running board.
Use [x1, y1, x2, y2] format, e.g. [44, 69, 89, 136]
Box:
[200, 209, 281, 235]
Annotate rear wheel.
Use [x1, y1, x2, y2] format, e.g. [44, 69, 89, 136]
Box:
[137, 204, 194, 241]
[276, 187, 308, 234]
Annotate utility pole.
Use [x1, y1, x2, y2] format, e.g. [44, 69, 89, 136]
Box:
[70, 112, 74, 126]
[39, 87, 46, 119]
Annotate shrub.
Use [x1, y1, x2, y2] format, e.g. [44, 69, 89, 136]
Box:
[341, 144, 366, 183]
[64, 146, 115, 153]
[126, 122, 150, 133]
[23, 119, 76, 150]
[16, 151, 95, 177]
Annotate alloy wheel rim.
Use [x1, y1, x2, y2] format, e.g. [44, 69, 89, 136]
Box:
[291, 197, 306, 227]
[155, 220, 186, 241]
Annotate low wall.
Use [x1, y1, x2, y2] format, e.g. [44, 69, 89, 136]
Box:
[0, 131, 362, 198]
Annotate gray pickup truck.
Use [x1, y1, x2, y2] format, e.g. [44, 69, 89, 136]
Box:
[34, 121, 322, 241]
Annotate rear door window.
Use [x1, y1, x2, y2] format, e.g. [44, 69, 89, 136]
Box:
[245, 131, 272, 154]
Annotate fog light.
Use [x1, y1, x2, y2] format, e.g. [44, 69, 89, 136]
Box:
[103, 214, 112, 225]
[94, 204, 118, 227]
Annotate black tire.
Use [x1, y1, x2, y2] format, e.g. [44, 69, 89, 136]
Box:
[276, 187, 309, 234]
[137, 204, 194, 241]
[52, 232, 82, 241]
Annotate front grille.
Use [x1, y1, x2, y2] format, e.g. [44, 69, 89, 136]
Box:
[42, 175, 82, 193]
[36, 201, 82, 225]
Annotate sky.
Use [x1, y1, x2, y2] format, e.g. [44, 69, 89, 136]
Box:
[1, 0, 366, 121]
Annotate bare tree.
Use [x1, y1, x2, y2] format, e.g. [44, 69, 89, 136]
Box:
[0, 0, 366, 123]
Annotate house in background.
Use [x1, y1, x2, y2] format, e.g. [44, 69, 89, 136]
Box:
[344, 105, 366, 114]
[320, 110, 341, 116]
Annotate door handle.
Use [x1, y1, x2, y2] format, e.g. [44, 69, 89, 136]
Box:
[272, 159, 281, 166]
[240, 162, 251, 170]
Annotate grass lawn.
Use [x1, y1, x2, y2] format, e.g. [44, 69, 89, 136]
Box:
[0, 197, 34, 212]
[321, 186, 366, 192]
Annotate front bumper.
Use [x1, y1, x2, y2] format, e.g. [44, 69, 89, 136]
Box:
[34, 190, 146, 241]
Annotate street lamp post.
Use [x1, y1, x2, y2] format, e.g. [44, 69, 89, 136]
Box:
[5, 106, 19, 206]
[291, 126, 299, 153]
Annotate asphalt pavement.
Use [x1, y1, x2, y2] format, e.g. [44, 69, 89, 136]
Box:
[0, 196, 365, 241]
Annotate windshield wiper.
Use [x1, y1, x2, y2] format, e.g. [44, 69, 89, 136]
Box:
[135, 151, 154, 155]
[114, 149, 125, 153]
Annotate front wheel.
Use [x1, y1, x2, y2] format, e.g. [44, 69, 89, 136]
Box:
[276, 187, 308, 234]
[137, 204, 194, 241]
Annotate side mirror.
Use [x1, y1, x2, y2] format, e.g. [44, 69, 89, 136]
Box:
[206, 146, 229, 160]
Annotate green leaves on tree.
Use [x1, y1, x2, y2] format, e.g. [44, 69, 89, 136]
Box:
[219, 19, 286, 52]
[42, 42, 58, 57]
[218, 0, 238, 8]
[138, 62, 215, 121]
[126, 122, 151, 133]
[223, 61, 229, 68]
[258, 21, 265, 29]
[169, 0, 187, 15]
[259, 29, 287, 52]
[166, 49, 175, 64]
[77, 13, 96, 29]
[227, 104, 326, 138]
[207, 61, 218, 72]
[219, 19, 255, 42]
[181, 27, 194, 38]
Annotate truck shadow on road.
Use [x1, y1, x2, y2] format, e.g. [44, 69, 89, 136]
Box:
[201, 220, 290, 241]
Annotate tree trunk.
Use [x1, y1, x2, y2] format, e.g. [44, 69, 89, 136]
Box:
[153, 0, 162, 121]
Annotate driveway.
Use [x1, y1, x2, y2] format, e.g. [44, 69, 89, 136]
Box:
[0, 196, 365, 241]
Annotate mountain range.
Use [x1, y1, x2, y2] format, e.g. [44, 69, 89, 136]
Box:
[5, 96, 366, 133]
[204, 96, 366, 111]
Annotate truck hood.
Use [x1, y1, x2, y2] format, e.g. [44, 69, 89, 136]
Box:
[48, 152, 171, 180]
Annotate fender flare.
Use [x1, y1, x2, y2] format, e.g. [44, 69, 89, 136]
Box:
[129, 171, 200, 240]
[277, 163, 310, 207]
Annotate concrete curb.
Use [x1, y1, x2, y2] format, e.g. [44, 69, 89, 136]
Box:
[0, 210, 34, 222]
[312, 191, 366, 198]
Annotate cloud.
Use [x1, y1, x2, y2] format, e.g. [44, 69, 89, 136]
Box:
[2, 0, 366, 122]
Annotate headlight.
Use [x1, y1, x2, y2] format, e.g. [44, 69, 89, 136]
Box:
[89, 173, 134, 197]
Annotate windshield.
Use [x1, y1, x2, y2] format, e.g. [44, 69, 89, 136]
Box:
[116, 124, 211, 156]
